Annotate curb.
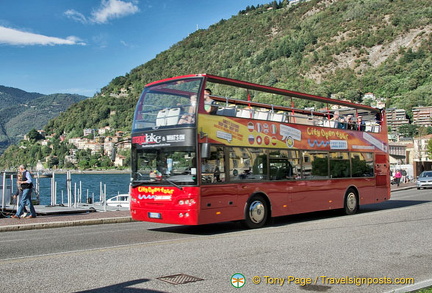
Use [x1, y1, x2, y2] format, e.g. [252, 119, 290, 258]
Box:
[0, 216, 133, 232]
[391, 185, 416, 192]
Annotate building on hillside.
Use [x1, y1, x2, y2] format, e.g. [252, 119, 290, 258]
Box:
[114, 154, 126, 167]
[84, 142, 102, 155]
[412, 106, 432, 128]
[103, 141, 115, 157]
[404, 142, 414, 165]
[376, 100, 386, 109]
[64, 154, 78, 165]
[98, 126, 111, 135]
[362, 92, 376, 106]
[413, 134, 432, 177]
[83, 129, 95, 137]
[386, 108, 410, 133]
[389, 143, 407, 165]
[69, 137, 87, 149]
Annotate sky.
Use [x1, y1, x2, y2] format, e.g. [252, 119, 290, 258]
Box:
[0, 0, 270, 97]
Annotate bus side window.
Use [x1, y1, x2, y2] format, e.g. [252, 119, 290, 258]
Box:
[269, 159, 293, 180]
[277, 163, 293, 180]
[269, 165, 278, 179]
[230, 148, 267, 181]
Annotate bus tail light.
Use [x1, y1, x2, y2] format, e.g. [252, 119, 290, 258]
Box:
[178, 199, 196, 206]
[179, 212, 190, 218]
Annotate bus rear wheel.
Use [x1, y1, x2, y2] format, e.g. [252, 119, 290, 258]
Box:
[243, 195, 268, 229]
[344, 189, 359, 215]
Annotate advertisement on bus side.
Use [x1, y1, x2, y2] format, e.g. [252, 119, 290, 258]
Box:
[198, 114, 388, 152]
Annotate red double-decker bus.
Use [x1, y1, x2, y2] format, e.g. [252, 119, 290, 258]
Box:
[130, 74, 390, 228]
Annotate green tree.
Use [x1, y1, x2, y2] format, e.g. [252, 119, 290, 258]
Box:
[41, 145, 51, 157]
[427, 139, 432, 159]
[78, 160, 90, 169]
[48, 156, 59, 168]
[27, 129, 43, 142]
[398, 124, 418, 137]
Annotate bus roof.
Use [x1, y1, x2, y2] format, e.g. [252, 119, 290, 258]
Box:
[145, 74, 380, 113]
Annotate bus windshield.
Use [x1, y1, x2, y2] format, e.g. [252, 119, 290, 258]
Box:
[132, 78, 203, 131]
[132, 148, 197, 186]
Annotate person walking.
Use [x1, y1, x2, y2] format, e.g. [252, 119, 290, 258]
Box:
[394, 170, 402, 187]
[11, 165, 37, 219]
[12, 170, 28, 217]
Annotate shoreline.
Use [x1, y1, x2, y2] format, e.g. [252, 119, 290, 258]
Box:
[35, 169, 131, 175]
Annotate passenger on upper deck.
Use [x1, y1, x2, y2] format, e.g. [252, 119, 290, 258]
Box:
[346, 115, 355, 130]
[337, 117, 346, 129]
[330, 111, 341, 128]
[203, 88, 218, 114]
[178, 95, 197, 124]
[355, 115, 366, 131]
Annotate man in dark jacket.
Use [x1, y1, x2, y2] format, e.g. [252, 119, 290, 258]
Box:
[11, 165, 36, 219]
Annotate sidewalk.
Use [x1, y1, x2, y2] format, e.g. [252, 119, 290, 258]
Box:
[0, 182, 416, 232]
[390, 181, 416, 192]
[0, 208, 132, 232]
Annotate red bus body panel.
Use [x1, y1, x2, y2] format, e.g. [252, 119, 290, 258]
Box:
[131, 178, 389, 226]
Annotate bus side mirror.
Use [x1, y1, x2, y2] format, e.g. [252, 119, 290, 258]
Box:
[201, 143, 210, 159]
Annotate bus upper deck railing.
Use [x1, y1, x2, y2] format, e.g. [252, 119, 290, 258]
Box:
[135, 94, 382, 133]
[210, 95, 382, 133]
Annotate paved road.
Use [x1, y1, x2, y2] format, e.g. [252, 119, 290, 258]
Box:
[0, 188, 431, 293]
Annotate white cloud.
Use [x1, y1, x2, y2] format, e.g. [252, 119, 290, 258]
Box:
[65, 0, 140, 24]
[0, 26, 86, 46]
[92, 33, 109, 49]
[64, 9, 88, 24]
[92, 0, 139, 24]
[120, 40, 135, 48]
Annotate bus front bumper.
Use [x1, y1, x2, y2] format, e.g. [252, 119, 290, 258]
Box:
[130, 207, 199, 225]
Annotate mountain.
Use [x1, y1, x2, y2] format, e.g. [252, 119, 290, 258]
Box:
[0, 86, 43, 108]
[42, 0, 432, 140]
[97, 0, 431, 111]
[0, 0, 431, 168]
[0, 86, 87, 154]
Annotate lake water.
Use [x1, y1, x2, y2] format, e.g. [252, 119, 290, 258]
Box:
[35, 173, 131, 206]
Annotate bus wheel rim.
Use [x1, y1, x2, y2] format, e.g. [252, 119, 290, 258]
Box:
[249, 200, 265, 224]
[346, 192, 357, 212]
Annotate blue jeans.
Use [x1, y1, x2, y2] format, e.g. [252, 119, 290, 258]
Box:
[16, 188, 36, 217]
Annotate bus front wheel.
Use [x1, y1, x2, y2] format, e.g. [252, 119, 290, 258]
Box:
[344, 189, 359, 215]
[243, 195, 268, 229]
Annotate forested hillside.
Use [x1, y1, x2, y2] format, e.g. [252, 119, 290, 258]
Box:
[49, 0, 430, 137]
[0, 85, 43, 108]
[0, 86, 87, 154]
[0, 0, 431, 169]
[99, 0, 431, 109]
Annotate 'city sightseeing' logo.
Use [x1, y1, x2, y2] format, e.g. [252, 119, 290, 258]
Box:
[231, 273, 246, 288]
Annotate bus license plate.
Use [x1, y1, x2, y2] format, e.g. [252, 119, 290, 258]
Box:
[148, 212, 161, 219]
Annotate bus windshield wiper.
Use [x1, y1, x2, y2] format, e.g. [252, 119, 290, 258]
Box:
[131, 180, 158, 187]
[162, 176, 183, 190]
